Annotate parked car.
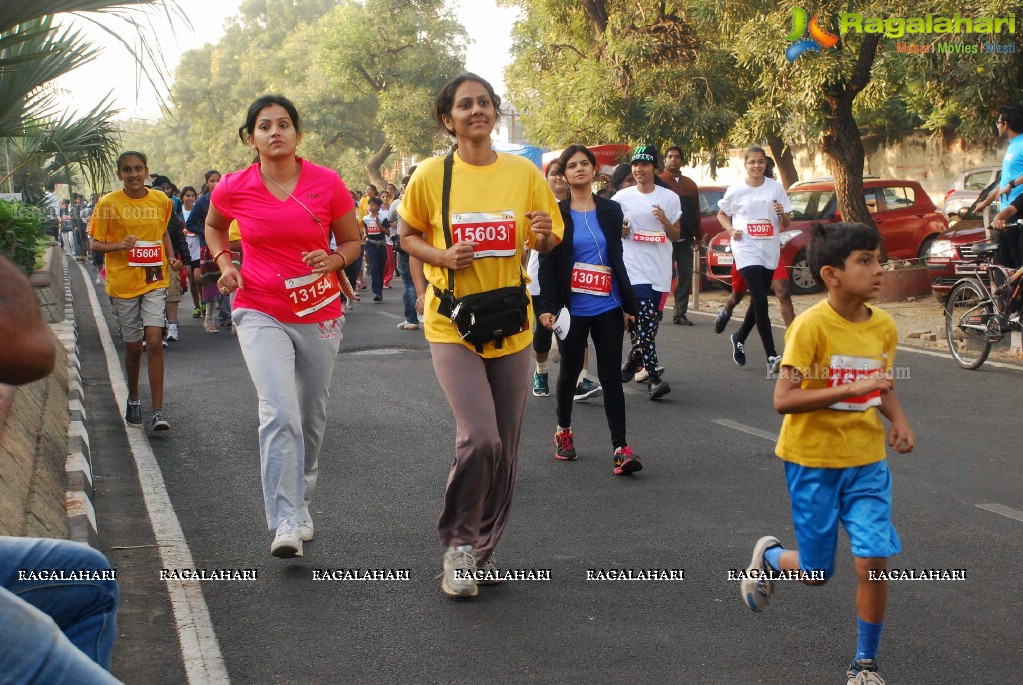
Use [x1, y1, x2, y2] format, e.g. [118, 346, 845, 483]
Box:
[705, 179, 950, 294]
[943, 165, 1000, 219]
[697, 185, 726, 243]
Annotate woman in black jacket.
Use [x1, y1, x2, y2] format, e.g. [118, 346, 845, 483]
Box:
[538, 145, 641, 475]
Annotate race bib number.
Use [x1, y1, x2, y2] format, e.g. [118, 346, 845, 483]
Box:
[285, 271, 341, 317]
[632, 229, 667, 244]
[827, 354, 883, 412]
[451, 211, 516, 258]
[128, 241, 163, 268]
[746, 220, 775, 239]
[570, 262, 612, 296]
[365, 217, 382, 236]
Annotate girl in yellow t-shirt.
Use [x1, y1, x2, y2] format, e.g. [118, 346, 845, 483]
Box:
[398, 73, 563, 598]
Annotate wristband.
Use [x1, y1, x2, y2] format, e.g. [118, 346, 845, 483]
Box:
[1010, 179, 1017, 188]
[212, 249, 233, 265]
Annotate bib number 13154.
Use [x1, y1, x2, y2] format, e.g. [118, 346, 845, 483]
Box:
[285, 272, 340, 317]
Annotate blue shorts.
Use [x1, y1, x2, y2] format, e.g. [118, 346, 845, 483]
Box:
[784, 460, 901, 579]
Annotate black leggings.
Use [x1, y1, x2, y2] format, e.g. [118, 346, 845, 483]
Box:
[555, 307, 627, 449]
[735, 265, 777, 359]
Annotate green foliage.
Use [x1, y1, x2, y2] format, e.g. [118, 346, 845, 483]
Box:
[0, 200, 45, 273]
[122, 0, 467, 190]
[503, 0, 742, 166]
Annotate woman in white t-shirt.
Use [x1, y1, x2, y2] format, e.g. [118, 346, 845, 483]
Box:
[716, 146, 791, 370]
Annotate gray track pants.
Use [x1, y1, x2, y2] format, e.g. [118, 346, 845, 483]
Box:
[233, 308, 343, 530]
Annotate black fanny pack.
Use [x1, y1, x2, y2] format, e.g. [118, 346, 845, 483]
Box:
[436, 283, 529, 353]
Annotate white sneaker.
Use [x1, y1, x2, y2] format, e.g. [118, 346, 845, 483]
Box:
[270, 520, 303, 558]
[441, 544, 478, 598]
[166, 323, 179, 341]
[298, 517, 314, 542]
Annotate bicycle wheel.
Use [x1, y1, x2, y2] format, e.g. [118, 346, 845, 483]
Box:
[945, 280, 992, 369]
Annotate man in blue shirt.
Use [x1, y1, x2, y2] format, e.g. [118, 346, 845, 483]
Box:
[977, 105, 1023, 267]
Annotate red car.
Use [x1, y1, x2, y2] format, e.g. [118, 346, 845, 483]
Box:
[705, 179, 949, 294]
[924, 212, 988, 301]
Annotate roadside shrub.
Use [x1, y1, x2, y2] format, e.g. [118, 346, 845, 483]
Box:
[0, 200, 45, 273]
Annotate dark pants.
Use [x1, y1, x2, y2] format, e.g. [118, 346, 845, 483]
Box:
[672, 240, 694, 318]
[556, 307, 627, 448]
[627, 298, 663, 384]
[396, 251, 416, 323]
[735, 265, 777, 359]
[532, 309, 553, 355]
[431, 344, 531, 561]
[995, 224, 1023, 269]
[343, 249, 363, 302]
[365, 239, 387, 298]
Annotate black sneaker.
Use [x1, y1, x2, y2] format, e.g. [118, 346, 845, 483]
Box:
[730, 333, 746, 366]
[649, 379, 671, 400]
[621, 354, 642, 383]
[151, 411, 170, 431]
[714, 307, 731, 334]
[125, 398, 142, 426]
[673, 315, 694, 326]
[554, 428, 577, 461]
[613, 446, 642, 475]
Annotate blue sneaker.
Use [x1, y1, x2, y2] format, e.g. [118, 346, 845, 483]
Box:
[714, 307, 731, 334]
[532, 371, 550, 397]
[730, 333, 746, 366]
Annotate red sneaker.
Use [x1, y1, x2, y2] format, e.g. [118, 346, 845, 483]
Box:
[554, 428, 577, 461]
[613, 446, 642, 475]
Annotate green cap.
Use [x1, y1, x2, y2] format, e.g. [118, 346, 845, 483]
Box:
[631, 145, 658, 165]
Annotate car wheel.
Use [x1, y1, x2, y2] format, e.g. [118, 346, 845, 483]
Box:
[789, 249, 819, 295]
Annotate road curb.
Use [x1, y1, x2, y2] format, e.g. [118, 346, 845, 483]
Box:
[59, 259, 99, 548]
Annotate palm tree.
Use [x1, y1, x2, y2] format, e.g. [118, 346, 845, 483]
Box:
[0, 1, 185, 197]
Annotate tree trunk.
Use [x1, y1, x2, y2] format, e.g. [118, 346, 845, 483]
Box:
[764, 127, 797, 189]
[819, 34, 881, 231]
[365, 143, 393, 189]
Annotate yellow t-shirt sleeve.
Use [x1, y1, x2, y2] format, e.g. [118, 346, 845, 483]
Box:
[780, 313, 819, 378]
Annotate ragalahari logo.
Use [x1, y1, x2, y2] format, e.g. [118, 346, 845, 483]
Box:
[786, 7, 839, 61]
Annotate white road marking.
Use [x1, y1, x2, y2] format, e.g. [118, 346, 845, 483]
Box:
[712, 419, 778, 442]
[975, 503, 1023, 522]
[75, 262, 230, 684]
[376, 311, 403, 319]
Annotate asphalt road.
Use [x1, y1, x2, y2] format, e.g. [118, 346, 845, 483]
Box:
[69, 262, 1023, 685]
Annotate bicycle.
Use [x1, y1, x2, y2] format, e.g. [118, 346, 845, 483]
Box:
[944, 233, 1023, 369]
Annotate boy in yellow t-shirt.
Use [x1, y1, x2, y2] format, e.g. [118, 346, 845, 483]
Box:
[740, 223, 915, 685]
[89, 151, 179, 432]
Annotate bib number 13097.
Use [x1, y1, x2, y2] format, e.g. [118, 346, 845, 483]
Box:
[285, 272, 340, 317]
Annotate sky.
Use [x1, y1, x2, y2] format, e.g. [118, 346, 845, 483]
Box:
[53, 0, 521, 121]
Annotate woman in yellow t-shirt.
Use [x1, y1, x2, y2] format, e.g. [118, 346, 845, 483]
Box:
[399, 73, 563, 599]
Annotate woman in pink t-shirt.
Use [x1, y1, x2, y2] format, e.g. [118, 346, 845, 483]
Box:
[205, 94, 360, 559]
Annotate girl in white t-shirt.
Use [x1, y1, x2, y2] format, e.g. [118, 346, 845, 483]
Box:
[716, 146, 791, 370]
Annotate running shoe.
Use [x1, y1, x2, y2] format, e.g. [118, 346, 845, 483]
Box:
[730, 333, 746, 366]
[554, 428, 577, 461]
[613, 446, 642, 475]
[532, 371, 550, 397]
[166, 323, 179, 342]
[203, 321, 219, 334]
[192, 307, 202, 318]
[767, 355, 782, 379]
[372, 296, 382, 302]
[740, 535, 781, 613]
[150, 412, 170, 432]
[125, 398, 142, 426]
[441, 545, 478, 598]
[573, 378, 602, 401]
[673, 315, 694, 326]
[477, 554, 501, 586]
[634, 366, 665, 383]
[714, 307, 731, 334]
[847, 659, 886, 684]
[397, 321, 419, 330]
[648, 379, 671, 400]
[270, 520, 303, 558]
[620, 354, 643, 382]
